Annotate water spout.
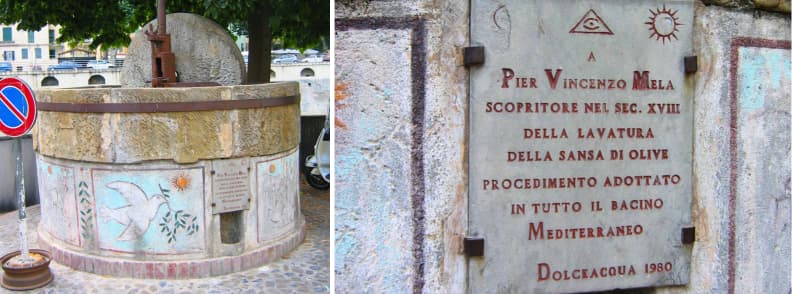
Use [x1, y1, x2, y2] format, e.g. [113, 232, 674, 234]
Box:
[13, 139, 33, 264]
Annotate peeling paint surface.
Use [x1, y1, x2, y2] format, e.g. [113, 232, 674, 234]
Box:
[256, 150, 300, 242]
[36, 150, 303, 268]
[334, 26, 416, 293]
[686, 4, 790, 294]
[737, 48, 790, 109]
[731, 42, 790, 294]
[37, 160, 79, 246]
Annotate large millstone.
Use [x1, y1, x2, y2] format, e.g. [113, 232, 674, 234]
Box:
[32, 83, 304, 278]
[121, 13, 246, 87]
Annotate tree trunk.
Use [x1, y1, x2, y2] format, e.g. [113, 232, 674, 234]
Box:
[246, 3, 272, 84]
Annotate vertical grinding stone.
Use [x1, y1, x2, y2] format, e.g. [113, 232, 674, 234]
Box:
[121, 13, 246, 87]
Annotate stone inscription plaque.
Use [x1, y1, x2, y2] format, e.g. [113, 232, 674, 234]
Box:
[212, 158, 250, 214]
[469, 1, 693, 293]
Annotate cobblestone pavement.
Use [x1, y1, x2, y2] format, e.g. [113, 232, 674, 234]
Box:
[0, 180, 329, 294]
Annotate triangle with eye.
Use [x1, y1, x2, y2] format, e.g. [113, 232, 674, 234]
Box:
[569, 9, 614, 35]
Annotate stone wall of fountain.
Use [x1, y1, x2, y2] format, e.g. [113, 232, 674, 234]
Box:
[32, 82, 304, 278]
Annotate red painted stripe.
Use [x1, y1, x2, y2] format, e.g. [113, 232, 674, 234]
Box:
[728, 38, 739, 294]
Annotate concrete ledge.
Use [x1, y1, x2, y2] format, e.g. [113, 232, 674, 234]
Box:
[37, 220, 306, 279]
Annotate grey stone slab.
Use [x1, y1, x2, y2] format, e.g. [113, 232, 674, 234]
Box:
[469, 0, 694, 292]
[211, 158, 251, 214]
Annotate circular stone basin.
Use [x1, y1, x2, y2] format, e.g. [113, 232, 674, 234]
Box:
[1, 249, 53, 290]
[33, 82, 304, 278]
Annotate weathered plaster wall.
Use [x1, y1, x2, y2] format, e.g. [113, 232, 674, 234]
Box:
[334, 0, 789, 293]
[335, 1, 468, 293]
[335, 26, 417, 293]
[703, 0, 790, 13]
[666, 3, 791, 294]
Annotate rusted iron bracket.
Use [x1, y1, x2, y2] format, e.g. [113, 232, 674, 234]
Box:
[684, 56, 698, 73]
[681, 226, 695, 244]
[463, 237, 485, 257]
[145, 0, 221, 88]
[146, 0, 177, 87]
[168, 82, 221, 87]
[463, 46, 485, 67]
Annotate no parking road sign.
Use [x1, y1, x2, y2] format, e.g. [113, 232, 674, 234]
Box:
[0, 77, 36, 137]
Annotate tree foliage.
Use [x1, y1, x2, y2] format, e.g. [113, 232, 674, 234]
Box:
[0, 0, 136, 48]
[0, 0, 329, 83]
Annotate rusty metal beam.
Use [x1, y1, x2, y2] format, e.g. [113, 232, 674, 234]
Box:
[36, 95, 299, 113]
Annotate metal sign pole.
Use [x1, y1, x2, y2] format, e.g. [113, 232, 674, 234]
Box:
[0, 77, 50, 291]
[13, 137, 31, 261]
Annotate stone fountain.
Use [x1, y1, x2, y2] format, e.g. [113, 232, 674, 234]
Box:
[32, 2, 304, 279]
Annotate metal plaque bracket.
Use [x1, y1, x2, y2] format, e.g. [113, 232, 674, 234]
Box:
[463, 237, 485, 257]
[684, 56, 698, 73]
[463, 46, 485, 67]
[681, 226, 695, 244]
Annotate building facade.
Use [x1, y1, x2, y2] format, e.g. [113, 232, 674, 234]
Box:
[0, 23, 61, 70]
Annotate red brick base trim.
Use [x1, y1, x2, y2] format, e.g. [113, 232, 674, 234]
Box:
[37, 222, 306, 279]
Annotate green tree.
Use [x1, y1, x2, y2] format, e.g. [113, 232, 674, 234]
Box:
[0, 0, 329, 83]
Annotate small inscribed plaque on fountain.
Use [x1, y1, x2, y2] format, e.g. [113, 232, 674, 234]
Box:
[212, 158, 251, 214]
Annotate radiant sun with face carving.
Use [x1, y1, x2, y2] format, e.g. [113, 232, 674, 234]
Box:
[646, 5, 682, 44]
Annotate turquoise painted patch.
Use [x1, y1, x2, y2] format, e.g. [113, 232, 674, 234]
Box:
[334, 234, 358, 271]
[738, 47, 791, 109]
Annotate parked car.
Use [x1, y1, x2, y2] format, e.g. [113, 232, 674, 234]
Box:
[272, 54, 298, 64]
[0, 62, 11, 72]
[301, 55, 323, 63]
[48, 61, 80, 71]
[86, 60, 113, 70]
